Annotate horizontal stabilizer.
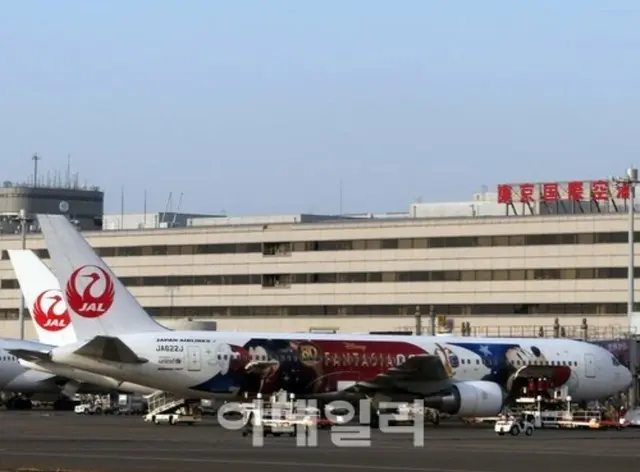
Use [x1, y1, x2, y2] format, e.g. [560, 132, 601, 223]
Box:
[74, 335, 148, 364]
[7, 348, 52, 363]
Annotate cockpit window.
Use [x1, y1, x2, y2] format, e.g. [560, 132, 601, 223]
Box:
[612, 356, 621, 367]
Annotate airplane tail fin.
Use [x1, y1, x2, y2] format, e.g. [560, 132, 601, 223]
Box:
[8, 249, 77, 346]
[36, 214, 168, 339]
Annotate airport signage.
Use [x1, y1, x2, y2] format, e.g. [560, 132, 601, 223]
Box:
[217, 399, 425, 447]
[496, 180, 631, 204]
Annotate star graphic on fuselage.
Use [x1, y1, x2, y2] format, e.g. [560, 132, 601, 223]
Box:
[479, 345, 492, 357]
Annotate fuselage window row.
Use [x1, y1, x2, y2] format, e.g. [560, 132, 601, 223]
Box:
[210, 352, 578, 368]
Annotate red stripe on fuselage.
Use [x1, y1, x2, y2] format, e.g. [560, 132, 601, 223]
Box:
[228, 339, 428, 394]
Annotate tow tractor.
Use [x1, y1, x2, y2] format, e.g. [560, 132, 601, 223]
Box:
[240, 391, 344, 437]
[74, 395, 115, 415]
[494, 414, 535, 436]
[242, 407, 316, 437]
[144, 405, 202, 425]
[379, 403, 441, 426]
[496, 395, 626, 431]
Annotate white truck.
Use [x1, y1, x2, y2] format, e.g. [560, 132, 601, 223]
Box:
[379, 402, 441, 426]
[116, 394, 146, 415]
[242, 407, 316, 437]
[144, 406, 202, 425]
[494, 414, 535, 436]
[74, 395, 114, 415]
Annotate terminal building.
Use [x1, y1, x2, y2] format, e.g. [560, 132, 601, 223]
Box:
[0, 178, 637, 339]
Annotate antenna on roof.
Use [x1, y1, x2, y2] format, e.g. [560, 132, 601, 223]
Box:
[143, 189, 148, 227]
[120, 186, 125, 230]
[171, 193, 183, 227]
[66, 154, 71, 188]
[32, 153, 41, 187]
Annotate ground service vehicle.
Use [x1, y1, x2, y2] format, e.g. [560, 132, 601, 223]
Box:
[495, 415, 535, 436]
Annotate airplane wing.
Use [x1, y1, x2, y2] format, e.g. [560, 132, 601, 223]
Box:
[72, 336, 148, 364]
[9, 335, 148, 365]
[347, 354, 453, 396]
[7, 348, 52, 363]
[3, 338, 55, 363]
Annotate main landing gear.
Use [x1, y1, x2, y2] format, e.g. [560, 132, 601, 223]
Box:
[53, 397, 77, 411]
[4, 395, 33, 410]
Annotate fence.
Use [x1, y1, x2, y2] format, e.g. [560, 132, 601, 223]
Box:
[394, 323, 630, 340]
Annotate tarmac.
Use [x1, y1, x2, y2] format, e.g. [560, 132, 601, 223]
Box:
[0, 411, 639, 472]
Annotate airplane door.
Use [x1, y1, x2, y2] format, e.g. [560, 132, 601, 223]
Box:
[584, 353, 596, 378]
[187, 346, 202, 372]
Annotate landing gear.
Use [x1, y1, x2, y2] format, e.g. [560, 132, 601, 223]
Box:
[426, 409, 440, 426]
[5, 396, 32, 410]
[370, 407, 380, 428]
[53, 397, 76, 411]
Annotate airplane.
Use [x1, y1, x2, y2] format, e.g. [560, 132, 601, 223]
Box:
[4, 249, 157, 403]
[0, 248, 119, 409]
[0, 336, 120, 409]
[7, 214, 632, 420]
[0, 343, 82, 409]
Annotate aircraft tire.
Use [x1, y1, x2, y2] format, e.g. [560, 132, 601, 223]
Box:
[8, 397, 32, 410]
[432, 412, 440, 426]
[53, 398, 75, 411]
[369, 408, 380, 429]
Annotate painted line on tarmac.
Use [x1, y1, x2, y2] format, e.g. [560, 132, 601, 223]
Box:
[0, 451, 495, 472]
[7, 442, 640, 456]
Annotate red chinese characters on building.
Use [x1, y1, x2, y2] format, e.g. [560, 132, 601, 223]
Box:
[541, 183, 559, 202]
[497, 179, 629, 205]
[616, 182, 631, 199]
[497, 184, 512, 204]
[567, 181, 584, 201]
[590, 180, 609, 201]
[519, 183, 534, 202]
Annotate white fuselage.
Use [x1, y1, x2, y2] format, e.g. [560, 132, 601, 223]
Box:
[49, 331, 632, 402]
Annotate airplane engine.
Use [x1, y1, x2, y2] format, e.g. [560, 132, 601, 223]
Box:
[437, 381, 505, 417]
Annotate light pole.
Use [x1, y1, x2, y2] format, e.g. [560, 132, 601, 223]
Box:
[414, 306, 422, 335]
[12, 209, 32, 340]
[165, 286, 180, 317]
[614, 168, 639, 408]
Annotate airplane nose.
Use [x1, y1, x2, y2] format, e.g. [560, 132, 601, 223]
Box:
[621, 367, 633, 391]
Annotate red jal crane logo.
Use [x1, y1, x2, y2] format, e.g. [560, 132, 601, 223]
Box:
[65, 265, 115, 318]
[32, 289, 71, 332]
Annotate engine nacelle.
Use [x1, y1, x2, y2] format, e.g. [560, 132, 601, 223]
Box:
[438, 381, 505, 417]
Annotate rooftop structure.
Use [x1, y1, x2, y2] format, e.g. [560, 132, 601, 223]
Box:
[0, 156, 103, 231]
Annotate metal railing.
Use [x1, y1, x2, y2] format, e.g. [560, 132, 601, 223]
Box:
[394, 323, 629, 340]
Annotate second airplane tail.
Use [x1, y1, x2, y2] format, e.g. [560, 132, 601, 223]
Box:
[8, 249, 78, 346]
[37, 214, 168, 339]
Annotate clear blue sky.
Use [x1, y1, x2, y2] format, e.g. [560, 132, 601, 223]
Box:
[1, 1, 638, 214]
